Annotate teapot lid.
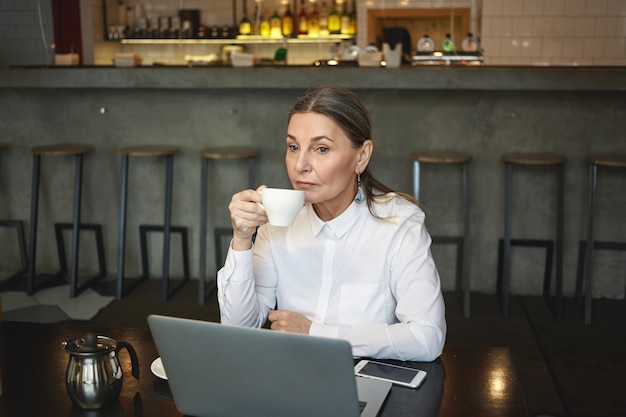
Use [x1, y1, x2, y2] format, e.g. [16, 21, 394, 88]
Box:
[64, 332, 116, 354]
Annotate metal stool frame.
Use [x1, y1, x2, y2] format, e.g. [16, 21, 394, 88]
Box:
[578, 154, 626, 324]
[500, 154, 564, 320]
[28, 145, 102, 297]
[412, 151, 471, 318]
[199, 147, 258, 305]
[117, 149, 185, 302]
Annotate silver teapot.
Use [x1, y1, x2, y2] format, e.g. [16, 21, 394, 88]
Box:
[64, 332, 139, 410]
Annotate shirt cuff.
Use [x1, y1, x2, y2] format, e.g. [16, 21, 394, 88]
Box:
[309, 322, 341, 339]
[221, 240, 254, 283]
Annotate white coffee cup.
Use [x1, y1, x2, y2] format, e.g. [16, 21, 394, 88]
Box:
[260, 188, 305, 227]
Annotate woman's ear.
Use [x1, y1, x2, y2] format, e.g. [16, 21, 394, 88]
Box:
[356, 140, 374, 172]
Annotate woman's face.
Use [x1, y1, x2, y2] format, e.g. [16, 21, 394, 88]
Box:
[285, 112, 371, 220]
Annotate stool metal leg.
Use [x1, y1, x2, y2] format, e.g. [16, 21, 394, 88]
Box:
[27, 154, 41, 295]
[69, 154, 84, 298]
[462, 162, 471, 318]
[584, 163, 597, 324]
[412, 160, 421, 200]
[116, 155, 129, 299]
[198, 157, 209, 305]
[502, 162, 513, 319]
[161, 154, 174, 303]
[554, 163, 564, 319]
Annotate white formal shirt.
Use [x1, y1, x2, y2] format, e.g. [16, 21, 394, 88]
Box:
[217, 194, 446, 362]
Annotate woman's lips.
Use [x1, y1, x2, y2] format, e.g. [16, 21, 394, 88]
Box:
[295, 181, 315, 190]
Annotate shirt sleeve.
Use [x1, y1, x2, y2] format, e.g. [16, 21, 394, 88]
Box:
[217, 241, 272, 328]
[309, 214, 447, 362]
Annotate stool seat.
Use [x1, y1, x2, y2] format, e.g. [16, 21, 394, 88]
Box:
[502, 152, 565, 165]
[410, 150, 472, 164]
[32, 144, 92, 156]
[200, 146, 260, 160]
[120, 145, 180, 157]
[584, 153, 626, 167]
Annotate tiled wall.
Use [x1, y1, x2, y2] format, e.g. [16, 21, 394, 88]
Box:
[481, 0, 626, 65]
[2, 0, 626, 66]
[0, 0, 54, 66]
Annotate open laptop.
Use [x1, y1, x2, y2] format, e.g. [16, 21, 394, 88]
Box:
[148, 314, 392, 417]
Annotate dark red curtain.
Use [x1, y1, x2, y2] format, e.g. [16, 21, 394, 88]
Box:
[51, 0, 83, 64]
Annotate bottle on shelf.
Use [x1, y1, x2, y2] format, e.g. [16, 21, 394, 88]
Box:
[319, 1, 329, 36]
[417, 34, 434, 52]
[308, 2, 320, 37]
[297, 0, 308, 36]
[340, 1, 350, 35]
[349, 0, 356, 35]
[441, 33, 456, 52]
[239, 0, 252, 36]
[269, 10, 282, 37]
[461, 32, 479, 52]
[252, 2, 260, 35]
[260, 9, 271, 37]
[282, 3, 294, 37]
[328, 0, 341, 34]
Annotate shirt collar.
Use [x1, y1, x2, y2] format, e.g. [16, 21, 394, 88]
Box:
[308, 200, 363, 238]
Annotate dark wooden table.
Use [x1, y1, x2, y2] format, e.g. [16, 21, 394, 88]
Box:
[0, 321, 528, 417]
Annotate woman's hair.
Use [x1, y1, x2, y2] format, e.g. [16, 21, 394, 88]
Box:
[287, 85, 417, 217]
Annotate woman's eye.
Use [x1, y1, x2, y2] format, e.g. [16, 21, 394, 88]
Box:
[288, 144, 299, 151]
[317, 146, 329, 154]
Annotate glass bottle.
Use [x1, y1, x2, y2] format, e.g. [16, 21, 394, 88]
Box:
[441, 33, 455, 53]
[270, 10, 282, 37]
[282, 3, 294, 37]
[308, 2, 320, 37]
[348, 0, 356, 35]
[340, 1, 350, 35]
[328, 0, 341, 34]
[319, 1, 329, 36]
[260, 9, 271, 37]
[239, 0, 251, 35]
[461, 32, 479, 52]
[297, 0, 308, 35]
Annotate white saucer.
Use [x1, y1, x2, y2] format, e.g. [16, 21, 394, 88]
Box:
[150, 357, 168, 380]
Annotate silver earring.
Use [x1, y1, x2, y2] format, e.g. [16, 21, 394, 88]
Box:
[355, 173, 363, 203]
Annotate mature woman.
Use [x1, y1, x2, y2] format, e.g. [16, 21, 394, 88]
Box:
[218, 86, 446, 362]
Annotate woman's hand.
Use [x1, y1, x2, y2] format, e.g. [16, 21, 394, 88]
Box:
[228, 185, 268, 250]
[268, 310, 312, 334]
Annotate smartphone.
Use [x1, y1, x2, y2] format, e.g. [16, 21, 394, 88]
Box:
[354, 360, 427, 389]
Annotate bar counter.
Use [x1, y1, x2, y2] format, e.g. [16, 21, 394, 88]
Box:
[0, 66, 625, 300]
[1, 65, 625, 91]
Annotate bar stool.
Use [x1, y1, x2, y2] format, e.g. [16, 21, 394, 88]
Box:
[28, 143, 106, 297]
[576, 153, 626, 324]
[0, 144, 28, 286]
[198, 146, 260, 305]
[410, 150, 472, 318]
[498, 152, 565, 319]
[116, 145, 189, 303]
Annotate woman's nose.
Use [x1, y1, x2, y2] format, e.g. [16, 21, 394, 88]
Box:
[294, 152, 310, 173]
